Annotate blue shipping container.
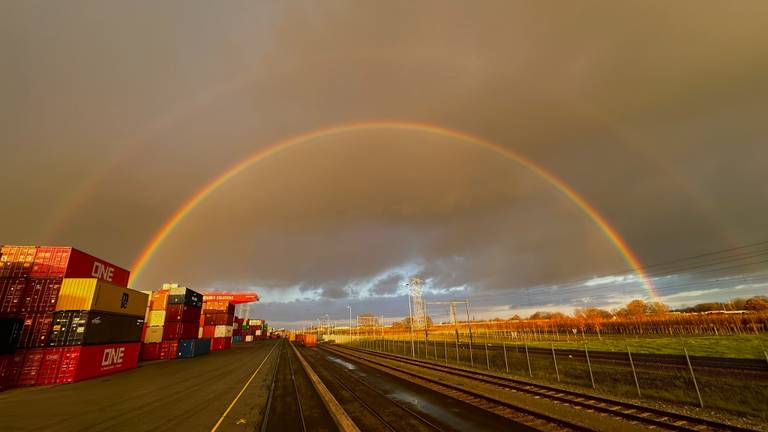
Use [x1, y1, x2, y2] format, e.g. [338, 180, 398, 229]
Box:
[177, 338, 211, 358]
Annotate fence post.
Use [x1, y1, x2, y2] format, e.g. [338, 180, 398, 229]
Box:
[524, 340, 533, 378]
[585, 342, 595, 389]
[455, 330, 460, 365]
[485, 339, 490, 370]
[444, 339, 448, 364]
[469, 330, 475, 368]
[503, 342, 509, 373]
[682, 340, 704, 408]
[551, 343, 560, 382]
[434, 340, 438, 360]
[763, 349, 768, 369]
[627, 344, 641, 398]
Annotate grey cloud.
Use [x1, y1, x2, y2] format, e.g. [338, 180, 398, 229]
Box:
[1, 2, 767, 324]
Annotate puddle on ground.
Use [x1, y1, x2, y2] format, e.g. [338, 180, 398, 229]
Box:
[342, 362, 499, 431]
[325, 355, 357, 371]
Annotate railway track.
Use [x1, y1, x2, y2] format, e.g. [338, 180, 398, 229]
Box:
[262, 340, 338, 432]
[330, 344, 759, 432]
[301, 347, 447, 432]
[323, 345, 594, 431]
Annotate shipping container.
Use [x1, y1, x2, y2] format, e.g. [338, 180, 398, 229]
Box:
[53, 342, 140, 383]
[0, 350, 25, 391]
[213, 325, 233, 338]
[303, 334, 317, 347]
[48, 311, 143, 346]
[204, 312, 234, 326]
[177, 338, 211, 358]
[30, 247, 130, 287]
[245, 335, 253, 342]
[147, 310, 166, 327]
[18, 312, 53, 348]
[36, 348, 64, 385]
[17, 348, 45, 386]
[0, 246, 37, 278]
[165, 303, 201, 323]
[143, 326, 164, 344]
[167, 287, 203, 308]
[201, 325, 215, 338]
[249, 319, 263, 326]
[0, 278, 26, 313]
[20, 277, 62, 313]
[159, 340, 178, 360]
[0, 317, 23, 354]
[150, 290, 169, 311]
[140, 343, 161, 361]
[56, 279, 148, 317]
[201, 301, 235, 314]
[210, 337, 231, 351]
[162, 322, 198, 340]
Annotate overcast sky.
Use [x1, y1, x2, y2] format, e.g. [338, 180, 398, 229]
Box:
[2, 1, 767, 327]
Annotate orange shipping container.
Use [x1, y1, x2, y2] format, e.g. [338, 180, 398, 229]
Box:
[56, 279, 148, 317]
[150, 290, 169, 311]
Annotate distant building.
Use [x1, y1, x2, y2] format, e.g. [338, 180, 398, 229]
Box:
[358, 313, 379, 327]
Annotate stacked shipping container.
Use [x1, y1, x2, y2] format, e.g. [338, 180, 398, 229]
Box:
[200, 298, 234, 351]
[140, 284, 209, 360]
[0, 246, 146, 390]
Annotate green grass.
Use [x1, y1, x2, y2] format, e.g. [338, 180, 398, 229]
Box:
[410, 331, 768, 359]
[518, 334, 768, 359]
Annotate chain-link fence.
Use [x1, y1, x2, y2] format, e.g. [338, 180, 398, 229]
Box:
[325, 318, 768, 420]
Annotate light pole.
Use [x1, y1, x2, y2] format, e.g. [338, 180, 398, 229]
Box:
[347, 305, 352, 345]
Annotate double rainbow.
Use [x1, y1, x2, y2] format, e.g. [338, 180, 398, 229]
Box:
[129, 121, 657, 300]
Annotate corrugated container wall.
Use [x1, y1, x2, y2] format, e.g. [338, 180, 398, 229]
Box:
[56, 279, 148, 317]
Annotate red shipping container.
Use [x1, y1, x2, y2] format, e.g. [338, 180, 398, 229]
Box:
[204, 313, 234, 326]
[18, 312, 53, 348]
[210, 337, 231, 351]
[160, 340, 178, 359]
[20, 277, 62, 313]
[162, 322, 198, 340]
[165, 304, 201, 323]
[0, 246, 37, 278]
[202, 301, 235, 314]
[150, 290, 169, 311]
[202, 325, 215, 338]
[0, 351, 25, 391]
[55, 342, 140, 383]
[17, 348, 45, 386]
[30, 247, 130, 287]
[36, 348, 64, 385]
[140, 343, 161, 361]
[0, 278, 26, 313]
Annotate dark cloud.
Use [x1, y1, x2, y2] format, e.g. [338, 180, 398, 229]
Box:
[2, 2, 768, 325]
[371, 273, 403, 296]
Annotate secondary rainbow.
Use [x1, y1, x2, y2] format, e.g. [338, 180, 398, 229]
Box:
[129, 121, 657, 299]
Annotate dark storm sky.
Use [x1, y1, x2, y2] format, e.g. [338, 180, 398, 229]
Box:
[2, 1, 767, 325]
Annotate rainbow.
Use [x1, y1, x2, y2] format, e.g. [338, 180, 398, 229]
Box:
[129, 121, 657, 299]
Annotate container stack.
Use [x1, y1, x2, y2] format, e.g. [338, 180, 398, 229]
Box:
[140, 289, 169, 361]
[39, 278, 148, 384]
[243, 319, 263, 342]
[200, 298, 234, 351]
[140, 284, 209, 360]
[0, 245, 144, 390]
[232, 317, 244, 344]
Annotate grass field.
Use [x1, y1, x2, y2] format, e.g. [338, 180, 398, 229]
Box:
[414, 331, 768, 359]
[521, 334, 768, 359]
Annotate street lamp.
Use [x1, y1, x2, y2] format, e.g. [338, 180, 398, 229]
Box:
[347, 305, 352, 345]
